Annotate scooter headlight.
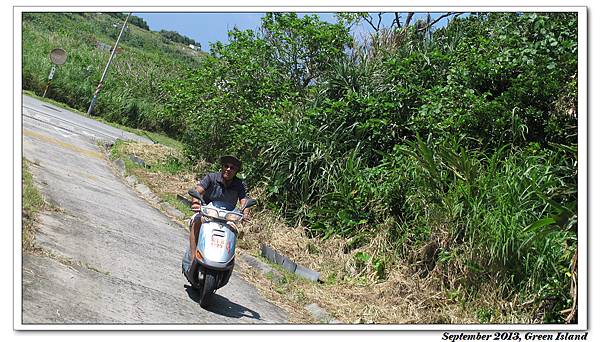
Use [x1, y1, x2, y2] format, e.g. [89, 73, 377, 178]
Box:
[202, 207, 220, 219]
[225, 212, 243, 222]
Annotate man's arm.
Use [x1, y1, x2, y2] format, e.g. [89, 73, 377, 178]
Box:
[238, 181, 250, 220]
[239, 197, 247, 210]
[191, 185, 205, 211]
[192, 174, 212, 210]
[239, 197, 251, 221]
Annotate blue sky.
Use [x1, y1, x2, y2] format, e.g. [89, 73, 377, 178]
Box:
[134, 12, 448, 52]
[134, 13, 265, 50]
[134, 12, 335, 51]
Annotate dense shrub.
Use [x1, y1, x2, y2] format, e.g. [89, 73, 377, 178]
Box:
[24, 11, 579, 322]
[159, 29, 200, 48]
[158, 12, 578, 322]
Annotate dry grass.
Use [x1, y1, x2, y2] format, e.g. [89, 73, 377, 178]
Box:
[235, 203, 481, 324]
[113, 141, 206, 211]
[135, 168, 195, 197]
[119, 142, 183, 166]
[114, 141, 527, 325]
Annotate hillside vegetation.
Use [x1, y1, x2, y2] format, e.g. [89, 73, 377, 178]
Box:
[22, 12, 579, 323]
[22, 12, 202, 134]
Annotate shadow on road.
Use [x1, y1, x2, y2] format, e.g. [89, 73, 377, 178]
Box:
[184, 285, 261, 320]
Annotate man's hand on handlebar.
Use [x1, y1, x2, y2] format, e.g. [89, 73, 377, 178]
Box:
[242, 210, 251, 223]
[191, 201, 201, 212]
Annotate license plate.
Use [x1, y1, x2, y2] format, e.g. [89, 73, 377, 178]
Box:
[211, 235, 225, 249]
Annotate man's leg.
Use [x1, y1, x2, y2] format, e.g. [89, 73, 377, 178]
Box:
[185, 214, 203, 286]
[189, 213, 202, 263]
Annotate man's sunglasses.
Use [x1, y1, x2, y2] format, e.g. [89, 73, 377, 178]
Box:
[223, 164, 238, 170]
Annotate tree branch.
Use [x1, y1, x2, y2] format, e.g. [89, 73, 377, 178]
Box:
[392, 12, 401, 29]
[416, 12, 463, 32]
[404, 12, 414, 28]
[363, 14, 378, 32]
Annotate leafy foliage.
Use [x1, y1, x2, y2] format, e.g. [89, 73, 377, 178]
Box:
[111, 12, 150, 30]
[24, 11, 579, 322]
[158, 12, 578, 322]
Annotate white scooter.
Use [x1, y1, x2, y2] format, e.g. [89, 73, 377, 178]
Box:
[182, 189, 256, 308]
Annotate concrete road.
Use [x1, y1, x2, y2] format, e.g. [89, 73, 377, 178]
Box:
[22, 95, 154, 144]
[21, 95, 288, 325]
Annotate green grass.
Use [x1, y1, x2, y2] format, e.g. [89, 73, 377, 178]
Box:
[136, 131, 184, 151]
[22, 159, 45, 251]
[23, 89, 88, 114]
[387, 137, 577, 322]
[163, 194, 194, 217]
[148, 155, 185, 174]
[105, 122, 184, 151]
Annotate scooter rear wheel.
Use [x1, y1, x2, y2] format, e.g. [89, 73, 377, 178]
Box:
[200, 269, 218, 308]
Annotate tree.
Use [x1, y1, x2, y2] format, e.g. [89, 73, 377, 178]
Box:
[261, 13, 352, 89]
[111, 13, 150, 30]
[159, 29, 199, 46]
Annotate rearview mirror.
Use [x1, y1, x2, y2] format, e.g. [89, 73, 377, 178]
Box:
[241, 198, 257, 211]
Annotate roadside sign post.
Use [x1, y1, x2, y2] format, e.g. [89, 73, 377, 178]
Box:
[42, 48, 67, 98]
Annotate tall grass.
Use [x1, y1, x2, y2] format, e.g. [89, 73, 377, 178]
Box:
[243, 120, 576, 321]
[384, 136, 577, 321]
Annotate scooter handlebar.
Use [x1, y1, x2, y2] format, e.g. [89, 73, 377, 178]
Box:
[188, 189, 206, 206]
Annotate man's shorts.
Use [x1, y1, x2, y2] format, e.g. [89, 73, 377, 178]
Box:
[189, 212, 206, 228]
[188, 212, 200, 227]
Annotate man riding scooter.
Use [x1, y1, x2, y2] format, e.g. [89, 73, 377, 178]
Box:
[184, 155, 251, 283]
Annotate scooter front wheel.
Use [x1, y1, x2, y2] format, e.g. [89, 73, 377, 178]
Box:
[200, 269, 218, 308]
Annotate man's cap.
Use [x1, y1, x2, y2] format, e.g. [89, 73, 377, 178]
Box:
[220, 155, 242, 170]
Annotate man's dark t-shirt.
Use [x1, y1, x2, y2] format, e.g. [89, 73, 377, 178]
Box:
[197, 172, 247, 210]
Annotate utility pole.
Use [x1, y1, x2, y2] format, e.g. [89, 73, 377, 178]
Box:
[87, 12, 131, 115]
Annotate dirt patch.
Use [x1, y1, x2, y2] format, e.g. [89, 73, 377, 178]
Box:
[134, 168, 195, 198]
[121, 142, 183, 166]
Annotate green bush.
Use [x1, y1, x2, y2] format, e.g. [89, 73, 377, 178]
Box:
[167, 12, 577, 321]
[27, 11, 578, 321]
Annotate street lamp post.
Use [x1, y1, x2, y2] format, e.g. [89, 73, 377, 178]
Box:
[87, 12, 131, 115]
